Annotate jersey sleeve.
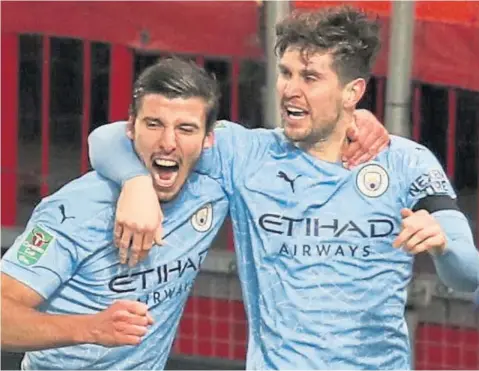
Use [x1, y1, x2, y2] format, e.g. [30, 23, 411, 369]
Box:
[88, 121, 149, 185]
[195, 120, 273, 194]
[89, 120, 273, 194]
[2, 219, 79, 300]
[396, 139, 458, 213]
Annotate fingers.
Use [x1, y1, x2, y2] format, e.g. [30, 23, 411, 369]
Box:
[115, 222, 160, 266]
[113, 320, 149, 337]
[118, 230, 133, 265]
[400, 208, 414, 219]
[128, 232, 144, 268]
[117, 334, 142, 346]
[154, 226, 164, 246]
[409, 234, 444, 255]
[146, 312, 154, 325]
[393, 225, 417, 248]
[348, 152, 374, 169]
[347, 131, 377, 166]
[393, 209, 420, 248]
[345, 126, 359, 142]
[143, 233, 154, 252]
[342, 142, 360, 165]
[115, 224, 129, 265]
[403, 227, 430, 251]
[118, 299, 149, 316]
[366, 130, 389, 157]
[343, 110, 389, 168]
[112, 301, 155, 328]
[393, 209, 445, 254]
[115, 213, 164, 266]
[342, 128, 360, 163]
[361, 125, 388, 152]
[109, 308, 152, 346]
[112, 310, 150, 327]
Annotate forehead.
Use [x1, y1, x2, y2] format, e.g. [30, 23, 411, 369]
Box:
[138, 93, 208, 126]
[280, 46, 335, 74]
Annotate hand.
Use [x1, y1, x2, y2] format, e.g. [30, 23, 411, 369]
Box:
[393, 208, 447, 255]
[342, 109, 390, 168]
[88, 300, 154, 347]
[115, 176, 164, 267]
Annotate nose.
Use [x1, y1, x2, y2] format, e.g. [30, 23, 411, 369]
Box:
[158, 127, 176, 153]
[282, 78, 303, 100]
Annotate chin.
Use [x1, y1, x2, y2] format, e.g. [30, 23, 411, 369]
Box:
[154, 183, 182, 203]
[157, 190, 178, 203]
[284, 126, 310, 142]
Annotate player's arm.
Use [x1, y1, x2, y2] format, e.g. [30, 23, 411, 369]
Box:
[1, 222, 153, 352]
[87, 113, 389, 183]
[2, 274, 153, 351]
[394, 141, 479, 292]
[2, 272, 95, 351]
[88, 121, 148, 184]
[88, 120, 251, 265]
[87, 113, 388, 265]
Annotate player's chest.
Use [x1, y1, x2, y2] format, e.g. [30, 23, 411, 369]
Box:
[239, 162, 400, 214]
[237, 163, 404, 253]
[74, 203, 217, 305]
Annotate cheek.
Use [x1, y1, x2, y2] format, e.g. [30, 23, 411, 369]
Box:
[276, 78, 286, 95]
[134, 135, 157, 157]
[178, 138, 205, 165]
[309, 88, 340, 112]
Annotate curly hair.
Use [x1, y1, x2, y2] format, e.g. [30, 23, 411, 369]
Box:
[275, 5, 381, 84]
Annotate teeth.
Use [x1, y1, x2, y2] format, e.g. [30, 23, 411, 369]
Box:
[155, 159, 177, 167]
[287, 107, 306, 113]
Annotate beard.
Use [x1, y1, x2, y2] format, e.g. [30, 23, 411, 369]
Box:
[283, 109, 342, 146]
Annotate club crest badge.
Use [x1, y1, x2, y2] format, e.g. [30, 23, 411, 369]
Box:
[356, 164, 389, 198]
[191, 203, 213, 232]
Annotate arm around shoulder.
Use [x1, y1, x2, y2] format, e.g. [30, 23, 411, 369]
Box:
[88, 121, 148, 185]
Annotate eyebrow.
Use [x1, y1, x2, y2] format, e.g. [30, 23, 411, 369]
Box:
[301, 68, 322, 77]
[278, 64, 322, 77]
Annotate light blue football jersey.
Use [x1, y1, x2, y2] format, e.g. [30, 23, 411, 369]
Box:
[199, 122, 478, 370]
[88, 121, 479, 370]
[2, 171, 228, 370]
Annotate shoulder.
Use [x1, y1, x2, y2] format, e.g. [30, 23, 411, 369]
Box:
[214, 120, 280, 142]
[214, 120, 289, 156]
[376, 136, 440, 170]
[30, 171, 119, 239]
[387, 136, 430, 156]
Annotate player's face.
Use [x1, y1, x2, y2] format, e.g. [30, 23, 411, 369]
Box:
[127, 94, 213, 202]
[276, 47, 346, 145]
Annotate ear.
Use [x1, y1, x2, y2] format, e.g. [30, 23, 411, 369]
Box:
[126, 115, 135, 140]
[342, 78, 366, 109]
[203, 130, 215, 149]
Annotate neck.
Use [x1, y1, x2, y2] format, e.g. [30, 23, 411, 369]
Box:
[302, 111, 353, 163]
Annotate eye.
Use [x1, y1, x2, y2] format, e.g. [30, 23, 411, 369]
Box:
[304, 74, 318, 82]
[279, 67, 291, 79]
[179, 126, 195, 134]
[146, 119, 160, 128]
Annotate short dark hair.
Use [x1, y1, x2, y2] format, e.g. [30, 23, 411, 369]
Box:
[130, 57, 220, 132]
[275, 6, 381, 84]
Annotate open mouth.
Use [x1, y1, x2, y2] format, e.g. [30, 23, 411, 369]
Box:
[152, 158, 180, 189]
[284, 106, 309, 120]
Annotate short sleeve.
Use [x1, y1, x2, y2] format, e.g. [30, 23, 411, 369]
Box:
[393, 138, 457, 213]
[2, 221, 78, 300]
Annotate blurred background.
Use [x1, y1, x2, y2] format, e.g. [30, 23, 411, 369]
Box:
[1, 1, 478, 369]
